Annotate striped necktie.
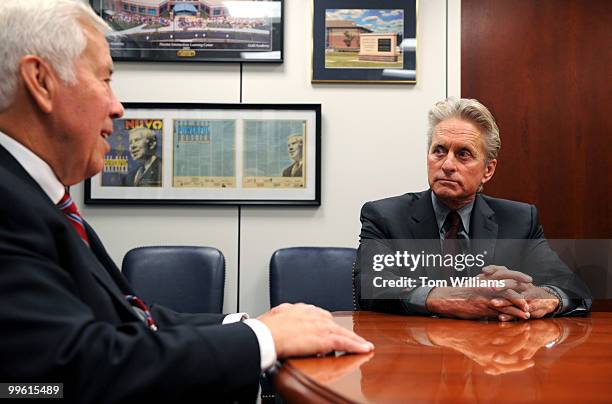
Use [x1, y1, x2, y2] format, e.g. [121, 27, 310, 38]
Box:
[57, 192, 89, 246]
[442, 210, 461, 255]
[125, 295, 158, 331]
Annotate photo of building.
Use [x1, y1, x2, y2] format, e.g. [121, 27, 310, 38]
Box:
[325, 20, 372, 52]
[324, 9, 404, 69]
[98, 0, 278, 59]
[104, 0, 229, 18]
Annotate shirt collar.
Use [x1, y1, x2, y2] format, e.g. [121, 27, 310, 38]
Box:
[0, 130, 65, 204]
[431, 190, 474, 236]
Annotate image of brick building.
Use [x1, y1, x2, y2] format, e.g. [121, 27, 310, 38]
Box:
[325, 20, 372, 52]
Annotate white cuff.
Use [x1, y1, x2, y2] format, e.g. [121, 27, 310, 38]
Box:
[222, 312, 249, 324]
[244, 319, 277, 371]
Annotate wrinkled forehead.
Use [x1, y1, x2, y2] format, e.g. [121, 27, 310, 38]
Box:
[129, 130, 147, 140]
[432, 118, 485, 146]
[288, 136, 303, 145]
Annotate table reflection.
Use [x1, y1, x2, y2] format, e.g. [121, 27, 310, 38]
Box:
[352, 314, 592, 403]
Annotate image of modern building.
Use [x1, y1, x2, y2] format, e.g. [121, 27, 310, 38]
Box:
[113, 0, 229, 17]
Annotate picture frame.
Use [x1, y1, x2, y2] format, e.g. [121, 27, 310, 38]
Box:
[85, 103, 321, 206]
[312, 0, 417, 83]
[89, 0, 283, 63]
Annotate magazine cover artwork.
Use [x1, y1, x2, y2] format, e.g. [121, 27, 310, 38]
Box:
[243, 120, 306, 188]
[87, 103, 320, 205]
[102, 118, 164, 187]
[173, 119, 236, 188]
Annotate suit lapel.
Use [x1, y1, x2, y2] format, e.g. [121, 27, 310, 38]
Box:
[53, 212, 139, 320]
[84, 222, 141, 318]
[470, 194, 498, 265]
[408, 190, 441, 239]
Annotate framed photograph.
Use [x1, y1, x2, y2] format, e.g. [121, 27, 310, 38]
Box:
[85, 103, 321, 205]
[89, 0, 283, 63]
[312, 0, 417, 83]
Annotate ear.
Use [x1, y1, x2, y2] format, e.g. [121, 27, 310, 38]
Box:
[19, 56, 57, 114]
[481, 158, 497, 185]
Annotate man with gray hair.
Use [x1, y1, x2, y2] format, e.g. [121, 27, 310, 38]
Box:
[0, 1, 372, 402]
[354, 97, 591, 321]
[282, 134, 304, 177]
[124, 126, 162, 186]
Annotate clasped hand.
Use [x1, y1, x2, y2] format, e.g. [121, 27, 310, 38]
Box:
[426, 265, 560, 321]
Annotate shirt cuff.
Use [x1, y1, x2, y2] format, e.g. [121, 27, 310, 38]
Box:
[402, 286, 435, 314]
[244, 319, 277, 371]
[222, 312, 249, 324]
[541, 285, 569, 314]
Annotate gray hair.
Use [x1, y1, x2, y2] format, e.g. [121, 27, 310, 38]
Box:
[129, 127, 157, 145]
[287, 134, 303, 144]
[427, 97, 501, 162]
[0, 0, 111, 111]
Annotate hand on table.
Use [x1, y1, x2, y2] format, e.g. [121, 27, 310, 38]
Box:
[258, 303, 374, 358]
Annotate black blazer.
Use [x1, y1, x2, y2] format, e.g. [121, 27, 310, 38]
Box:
[354, 190, 592, 316]
[281, 161, 302, 177]
[0, 146, 260, 403]
[123, 156, 162, 187]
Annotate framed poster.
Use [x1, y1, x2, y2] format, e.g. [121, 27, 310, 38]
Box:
[85, 103, 321, 205]
[89, 0, 283, 63]
[312, 0, 417, 83]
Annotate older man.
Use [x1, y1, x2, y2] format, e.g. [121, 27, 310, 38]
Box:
[124, 127, 162, 186]
[0, 1, 372, 402]
[354, 98, 591, 321]
[282, 134, 303, 177]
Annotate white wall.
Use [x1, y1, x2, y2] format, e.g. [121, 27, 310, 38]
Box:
[74, 0, 461, 316]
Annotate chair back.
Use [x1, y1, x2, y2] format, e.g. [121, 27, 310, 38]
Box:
[269, 247, 356, 311]
[122, 246, 225, 313]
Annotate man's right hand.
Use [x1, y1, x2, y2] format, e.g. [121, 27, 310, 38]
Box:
[257, 303, 374, 358]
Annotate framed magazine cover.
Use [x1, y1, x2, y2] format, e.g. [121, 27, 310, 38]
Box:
[84, 103, 321, 205]
[89, 0, 283, 63]
[312, 0, 417, 83]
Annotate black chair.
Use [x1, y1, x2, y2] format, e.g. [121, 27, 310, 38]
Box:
[122, 246, 225, 313]
[269, 247, 356, 311]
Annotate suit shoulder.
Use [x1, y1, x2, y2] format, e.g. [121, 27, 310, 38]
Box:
[362, 191, 428, 213]
[0, 164, 40, 208]
[480, 194, 536, 214]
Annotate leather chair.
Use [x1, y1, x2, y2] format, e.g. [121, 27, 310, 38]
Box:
[269, 247, 357, 311]
[122, 246, 225, 313]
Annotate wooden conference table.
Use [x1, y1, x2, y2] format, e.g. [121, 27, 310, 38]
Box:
[273, 311, 612, 403]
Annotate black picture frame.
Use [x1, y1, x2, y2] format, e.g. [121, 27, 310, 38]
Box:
[85, 103, 321, 206]
[312, 0, 417, 83]
[89, 0, 284, 63]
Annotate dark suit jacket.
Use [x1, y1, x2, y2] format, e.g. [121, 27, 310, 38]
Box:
[354, 190, 592, 316]
[0, 146, 260, 403]
[281, 161, 302, 177]
[124, 156, 162, 187]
